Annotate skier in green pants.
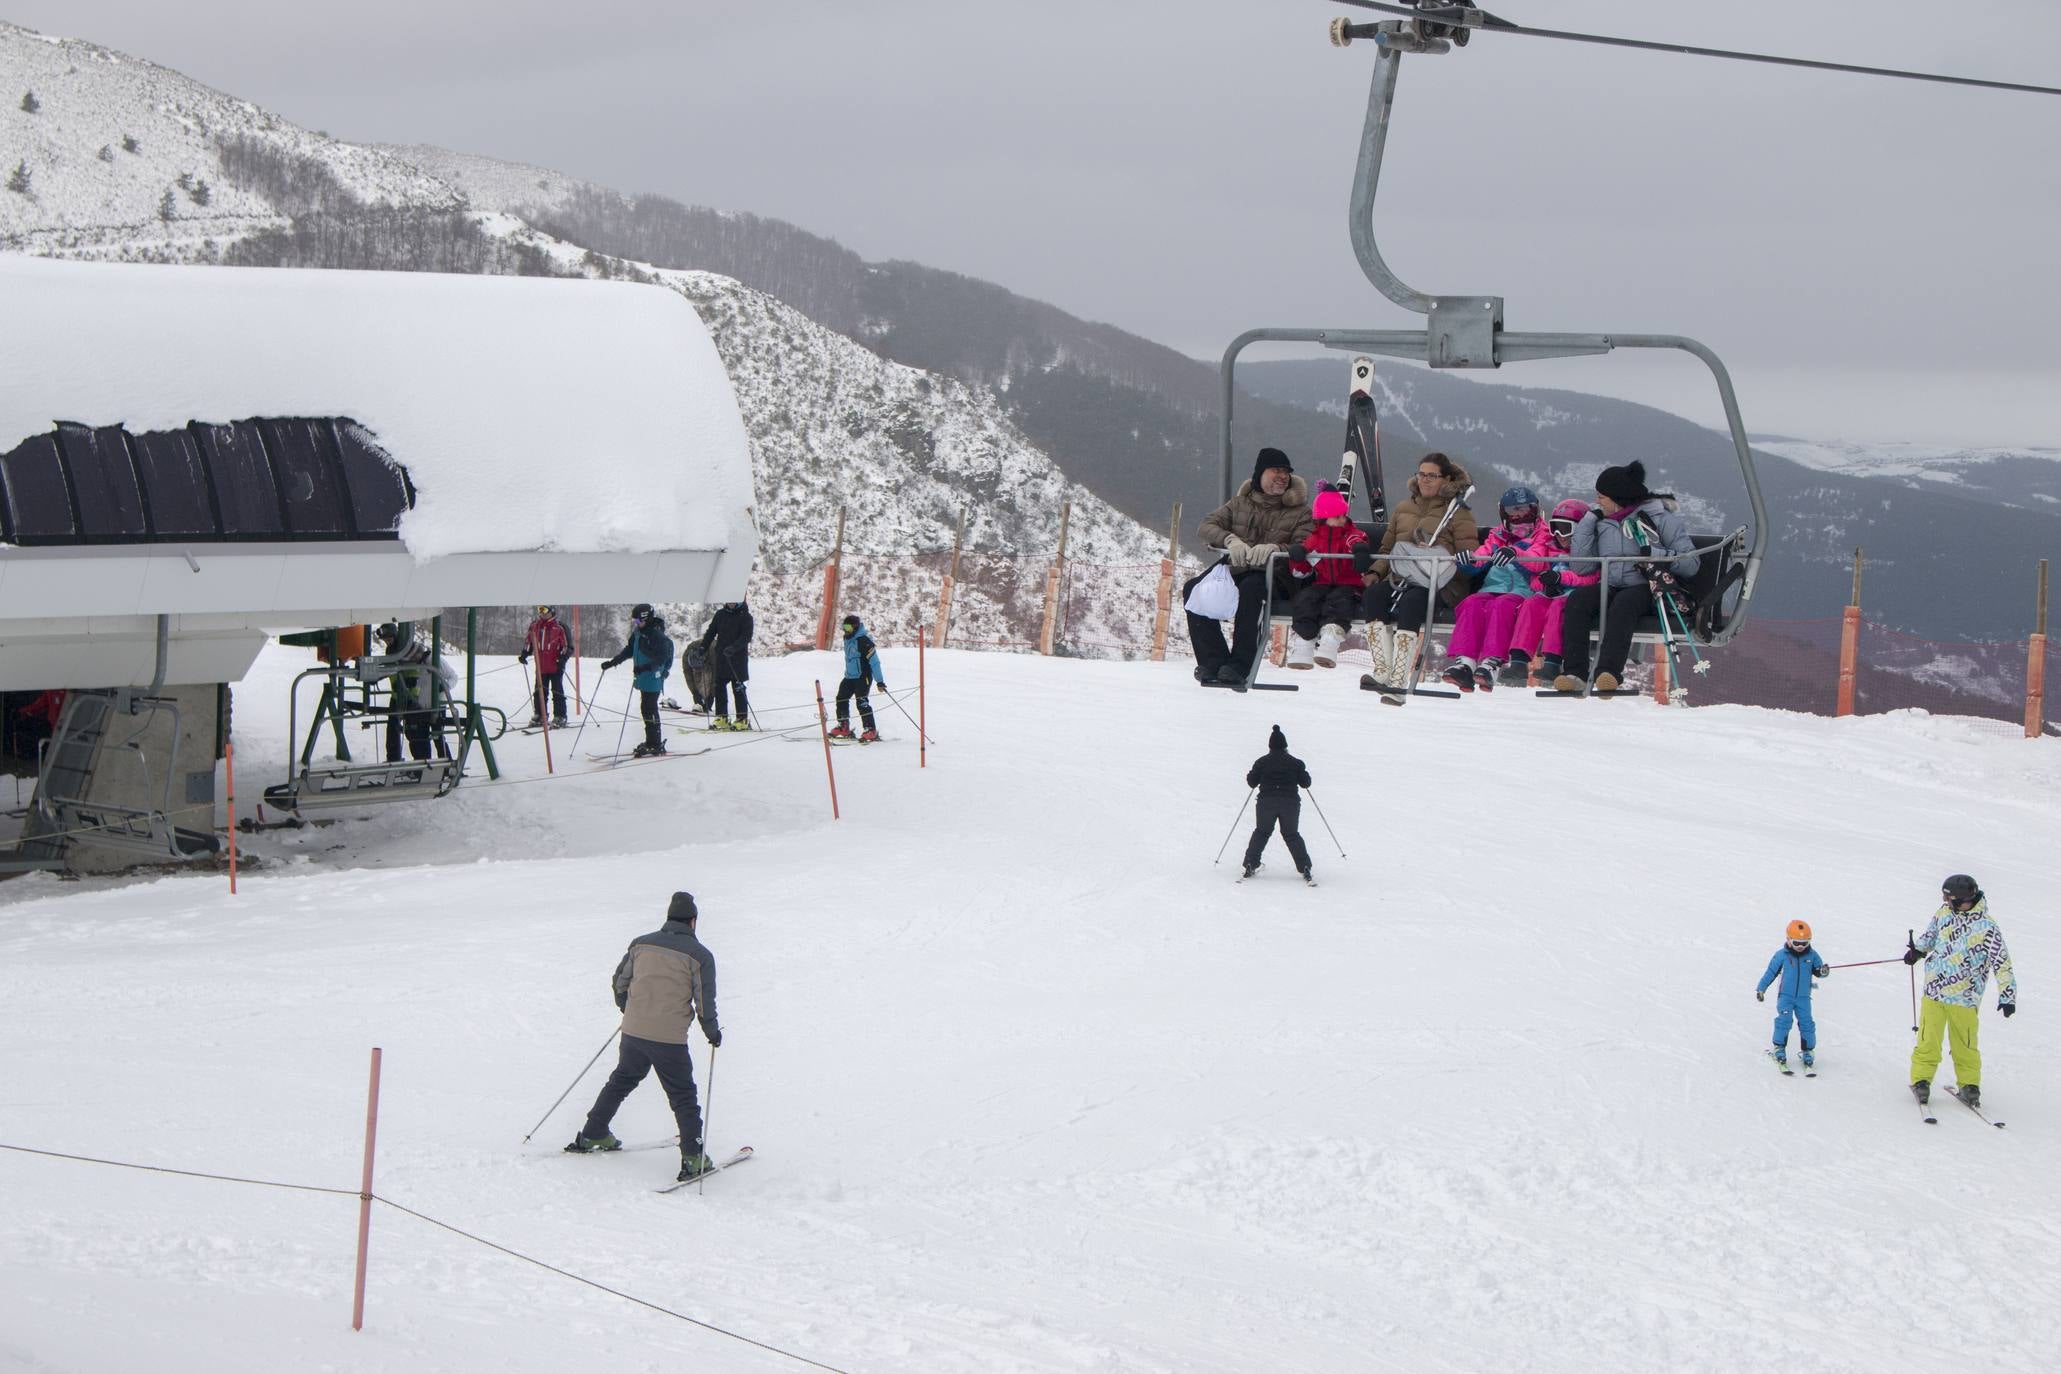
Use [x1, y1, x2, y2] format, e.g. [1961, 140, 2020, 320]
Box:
[1904, 874, 2017, 1109]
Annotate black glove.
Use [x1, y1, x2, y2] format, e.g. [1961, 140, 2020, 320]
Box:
[1535, 569, 1564, 596]
[1351, 543, 1377, 575]
[1487, 546, 1516, 569]
[2001, 1003, 2015, 1019]
[1755, 989, 1765, 1003]
[706, 1028, 724, 1048]
[1812, 964, 1829, 978]
[1902, 946, 1923, 966]
[875, 681, 887, 693]
[1287, 542, 1309, 563]
[518, 651, 530, 665]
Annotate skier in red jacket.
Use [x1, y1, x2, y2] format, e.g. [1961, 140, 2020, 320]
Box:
[519, 605, 574, 728]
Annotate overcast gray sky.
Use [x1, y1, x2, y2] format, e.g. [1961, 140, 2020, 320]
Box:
[10, 0, 2059, 446]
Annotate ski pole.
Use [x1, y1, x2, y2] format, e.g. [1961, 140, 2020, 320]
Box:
[698, 1043, 718, 1195]
[610, 675, 637, 760]
[520, 1029, 618, 1142]
[518, 658, 536, 724]
[566, 663, 609, 758]
[1302, 786, 1346, 859]
[1213, 788, 1255, 864]
[1824, 956, 1909, 970]
[1909, 929, 1920, 1033]
[883, 687, 934, 746]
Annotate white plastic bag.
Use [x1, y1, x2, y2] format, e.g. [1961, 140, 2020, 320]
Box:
[1183, 561, 1240, 620]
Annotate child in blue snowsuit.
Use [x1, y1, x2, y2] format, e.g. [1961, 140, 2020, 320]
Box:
[1756, 919, 1829, 1069]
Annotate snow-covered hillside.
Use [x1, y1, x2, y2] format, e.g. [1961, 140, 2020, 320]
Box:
[1755, 436, 2061, 511]
[0, 21, 455, 254]
[2, 647, 2055, 1371]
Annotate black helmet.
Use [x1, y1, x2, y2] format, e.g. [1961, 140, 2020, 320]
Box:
[631, 603, 653, 620]
[1942, 874, 1980, 905]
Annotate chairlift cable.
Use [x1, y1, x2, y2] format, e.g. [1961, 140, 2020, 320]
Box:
[1324, 0, 2061, 97]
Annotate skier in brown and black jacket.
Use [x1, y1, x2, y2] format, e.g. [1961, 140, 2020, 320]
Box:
[566, 892, 724, 1182]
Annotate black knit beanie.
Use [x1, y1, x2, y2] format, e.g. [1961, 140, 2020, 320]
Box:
[1594, 461, 1649, 507]
[1268, 725, 1287, 751]
[667, 891, 698, 924]
[1252, 447, 1293, 485]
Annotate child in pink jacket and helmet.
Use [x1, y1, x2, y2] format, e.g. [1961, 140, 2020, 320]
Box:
[1440, 487, 1555, 692]
[1500, 497, 1603, 686]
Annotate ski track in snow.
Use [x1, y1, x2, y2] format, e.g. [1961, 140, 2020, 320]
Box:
[1, 644, 2057, 1372]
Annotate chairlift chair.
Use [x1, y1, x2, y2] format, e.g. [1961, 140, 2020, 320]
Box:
[1210, 12, 1766, 691]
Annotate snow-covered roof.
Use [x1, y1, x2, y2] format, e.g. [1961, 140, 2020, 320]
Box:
[0, 255, 754, 559]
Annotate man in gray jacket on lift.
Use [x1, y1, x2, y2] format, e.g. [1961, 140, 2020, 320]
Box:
[566, 891, 724, 1182]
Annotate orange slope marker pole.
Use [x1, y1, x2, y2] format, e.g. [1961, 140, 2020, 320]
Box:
[815, 680, 840, 820]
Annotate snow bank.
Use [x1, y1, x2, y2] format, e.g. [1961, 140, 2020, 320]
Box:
[0, 255, 754, 559]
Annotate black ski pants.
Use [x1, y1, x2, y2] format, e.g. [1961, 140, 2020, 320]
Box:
[1361, 581, 1449, 631]
[1289, 583, 1359, 642]
[835, 677, 875, 730]
[638, 688, 661, 747]
[1185, 565, 1291, 676]
[1243, 793, 1313, 874]
[1557, 581, 1655, 681]
[532, 669, 567, 723]
[712, 667, 749, 722]
[582, 1034, 703, 1156]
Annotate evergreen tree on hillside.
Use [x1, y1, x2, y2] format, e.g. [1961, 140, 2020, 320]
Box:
[7, 161, 31, 195]
[121, 134, 140, 154]
[188, 178, 212, 207]
[20, 91, 39, 114]
[97, 144, 114, 163]
[158, 188, 177, 222]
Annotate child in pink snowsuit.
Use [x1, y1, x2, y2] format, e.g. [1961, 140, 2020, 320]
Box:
[1503, 497, 1602, 686]
[1440, 487, 1554, 692]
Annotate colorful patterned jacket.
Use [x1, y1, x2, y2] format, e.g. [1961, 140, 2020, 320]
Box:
[1913, 899, 2017, 1009]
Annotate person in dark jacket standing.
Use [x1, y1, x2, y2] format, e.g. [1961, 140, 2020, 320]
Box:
[698, 601, 754, 732]
[518, 605, 573, 728]
[567, 892, 725, 1183]
[831, 614, 888, 742]
[1241, 725, 1315, 884]
[601, 603, 675, 758]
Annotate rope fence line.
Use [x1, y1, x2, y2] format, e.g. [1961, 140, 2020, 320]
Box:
[0, 1138, 854, 1373]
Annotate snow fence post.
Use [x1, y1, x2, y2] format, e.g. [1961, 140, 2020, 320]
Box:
[1151, 502, 1181, 662]
[1039, 502, 1071, 656]
[1836, 548, 1863, 717]
[918, 626, 927, 770]
[351, 1046, 383, 1332]
[936, 507, 965, 650]
[1652, 650, 1670, 706]
[815, 508, 846, 652]
[815, 680, 840, 819]
[2028, 559, 2048, 739]
[224, 738, 238, 896]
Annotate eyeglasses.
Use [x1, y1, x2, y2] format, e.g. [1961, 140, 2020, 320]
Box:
[1549, 518, 1577, 537]
[1416, 470, 1443, 482]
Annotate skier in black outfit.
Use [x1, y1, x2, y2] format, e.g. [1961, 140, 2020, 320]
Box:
[698, 601, 754, 731]
[1242, 725, 1314, 882]
[601, 603, 676, 758]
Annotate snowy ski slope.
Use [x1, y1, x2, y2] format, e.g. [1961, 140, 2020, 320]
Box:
[1, 645, 2055, 1372]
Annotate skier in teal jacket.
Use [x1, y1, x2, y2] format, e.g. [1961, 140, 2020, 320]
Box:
[1756, 919, 1829, 1070]
[831, 615, 887, 742]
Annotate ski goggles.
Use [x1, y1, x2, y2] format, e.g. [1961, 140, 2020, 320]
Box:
[1786, 939, 1810, 951]
[1502, 504, 1539, 523]
[1548, 517, 1579, 538]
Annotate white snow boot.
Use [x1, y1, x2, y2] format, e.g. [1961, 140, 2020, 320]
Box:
[1370, 624, 1397, 687]
[1286, 633, 1317, 670]
[1315, 624, 1345, 669]
[1392, 629, 1423, 689]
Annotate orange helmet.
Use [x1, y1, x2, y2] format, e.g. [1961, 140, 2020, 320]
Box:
[1786, 919, 1812, 943]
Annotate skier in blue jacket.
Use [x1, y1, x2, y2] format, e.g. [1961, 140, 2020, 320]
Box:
[830, 614, 887, 742]
[602, 603, 676, 758]
[1756, 919, 1829, 1070]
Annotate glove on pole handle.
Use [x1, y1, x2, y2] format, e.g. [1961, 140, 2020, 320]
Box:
[1214, 788, 1256, 865]
[522, 1028, 619, 1142]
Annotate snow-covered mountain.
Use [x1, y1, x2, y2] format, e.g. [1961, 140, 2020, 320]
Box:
[0, 20, 1179, 660]
[1752, 436, 2061, 513]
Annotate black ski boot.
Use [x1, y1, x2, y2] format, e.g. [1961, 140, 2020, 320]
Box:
[1474, 663, 1498, 693]
[678, 1152, 716, 1183]
[1957, 1083, 1980, 1108]
[1240, 863, 1260, 880]
[1497, 652, 1531, 687]
[1911, 1079, 1931, 1105]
